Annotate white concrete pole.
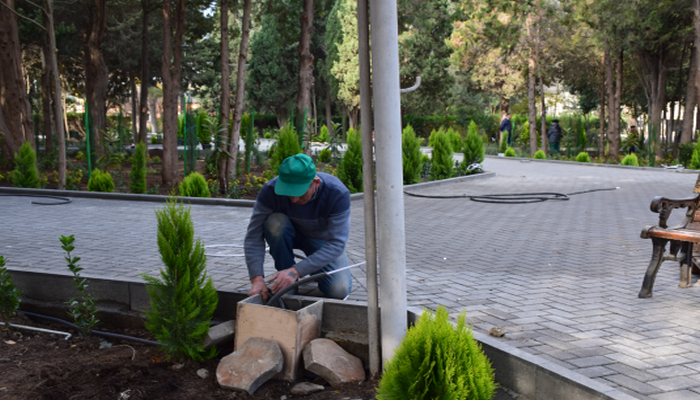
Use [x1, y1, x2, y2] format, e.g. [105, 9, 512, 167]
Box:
[368, 0, 407, 363]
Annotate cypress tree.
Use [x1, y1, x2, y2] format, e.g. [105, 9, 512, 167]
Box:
[430, 129, 454, 181]
[402, 124, 422, 184]
[129, 141, 147, 193]
[461, 121, 485, 169]
[338, 128, 363, 193]
[141, 197, 218, 361]
[12, 141, 40, 188]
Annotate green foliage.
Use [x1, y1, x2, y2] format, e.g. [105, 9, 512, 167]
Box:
[446, 128, 462, 153]
[377, 306, 497, 400]
[461, 121, 485, 168]
[269, 123, 302, 174]
[87, 168, 114, 193]
[338, 128, 363, 193]
[679, 142, 695, 167]
[60, 235, 99, 337]
[129, 142, 147, 194]
[317, 125, 331, 142]
[402, 124, 423, 185]
[141, 197, 218, 361]
[196, 110, 213, 144]
[318, 148, 332, 163]
[404, 114, 458, 140]
[575, 152, 591, 163]
[179, 172, 210, 198]
[690, 141, 700, 169]
[326, 0, 360, 116]
[430, 129, 454, 181]
[620, 153, 639, 166]
[498, 134, 508, 154]
[96, 127, 126, 171]
[12, 141, 40, 188]
[504, 147, 516, 157]
[0, 256, 21, 327]
[533, 150, 546, 159]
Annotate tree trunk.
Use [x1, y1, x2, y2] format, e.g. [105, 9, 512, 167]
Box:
[611, 50, 622, 159]
[224, 0, 251, 187]
[326, 81, 332, 133]
[46, 0, 66, 188]
[41, 40, 54, 153]
[0, 0, 34, 158]
[296, 0, 314, 146]
[161, 0, 186, 187]
[647, 51, 668, 160]
[131, 72, 137, 143]
[139, 0, 150, 145]
[605, 46, 615, 161]
[539, 77, 546, 150]
[500, 96, 509, 117]
[528, 57, 538, 155]
[219, 0, 230, 190]
[85, 0, 108, 157]
[599, 55, 606, 158]
[681, 47, 696, 145]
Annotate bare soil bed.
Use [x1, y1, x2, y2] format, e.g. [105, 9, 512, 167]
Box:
[0, 314, 378, 400]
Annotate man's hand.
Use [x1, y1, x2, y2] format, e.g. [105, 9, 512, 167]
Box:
[249, 276, 269, 302]
[267, 267, 300, 294]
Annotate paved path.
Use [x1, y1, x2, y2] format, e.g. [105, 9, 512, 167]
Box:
[3, 157, 700, 399]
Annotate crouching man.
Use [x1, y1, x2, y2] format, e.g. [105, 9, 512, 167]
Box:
[244, 154, 352, 302]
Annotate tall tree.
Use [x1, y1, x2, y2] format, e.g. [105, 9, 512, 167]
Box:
[139, 0, 151, 145]
[296, 0, 314, 142]
[84, 0, 109, 159]
[325, 0, 359, 128]
[160, 0, 186, 187]
[219, 0, 230, 190]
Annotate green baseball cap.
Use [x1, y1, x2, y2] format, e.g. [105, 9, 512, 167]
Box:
[275, 154, 316, 197]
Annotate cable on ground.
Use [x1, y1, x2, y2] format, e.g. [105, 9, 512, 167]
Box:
[0, 193, 72, 205]
[403, 187, 619, 204]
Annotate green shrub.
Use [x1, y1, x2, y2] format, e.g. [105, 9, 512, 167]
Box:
[620, 153, 639, 166]
[0, 255, 21, 328]
[318, 148, 332, 163]
[690, 140, 700, 169]
[504, 147, 516, 157]
[317, 124, 331, 142]
[679, 142, 695, 167]
[142, 197, 218, 361]
[338, 128, 363, 193]
[60, 235, 99, 337]
[377, 306, 497, 400]
[12, 141, 40, 188]
[446, 128, 462, 153]
[130, 141, 147, 194]
[430, 129, 454, 180]
[461, 121, 485, 168]
[575, 152, 590, 163]
[533, 150, 546, 159]
[402, 124, 423, 185]
[270, 123, 302, 174]
[498, 133, 508, 153]
[87, 168, 114, 192]
[179, 172, 210, 198]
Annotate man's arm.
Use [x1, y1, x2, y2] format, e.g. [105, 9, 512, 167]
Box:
[244, 191, 274, 300]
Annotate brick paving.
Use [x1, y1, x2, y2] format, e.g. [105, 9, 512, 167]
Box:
[2, 156, 700, 399]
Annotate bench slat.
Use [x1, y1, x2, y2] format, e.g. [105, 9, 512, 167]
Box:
[643, 227, 700, 242]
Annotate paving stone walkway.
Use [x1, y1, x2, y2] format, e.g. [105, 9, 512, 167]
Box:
[2, 157, 700, 399]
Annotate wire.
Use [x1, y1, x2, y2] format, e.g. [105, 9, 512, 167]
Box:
[403, 187, 619, 204]
[0, 193, 72, 205]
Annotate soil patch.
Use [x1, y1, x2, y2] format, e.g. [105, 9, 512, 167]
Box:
[0, 314, 377, 400]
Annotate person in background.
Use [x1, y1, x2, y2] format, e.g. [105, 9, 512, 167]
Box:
[547, 119, 563, 155]
[499, 113, 513, 146]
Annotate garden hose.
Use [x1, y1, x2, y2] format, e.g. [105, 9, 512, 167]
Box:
[0, 194, 72, 205]
[19, 310, 162, 347]
[403, 187, 620, 204]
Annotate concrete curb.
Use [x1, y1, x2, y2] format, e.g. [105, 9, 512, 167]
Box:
[8, 269, 634, 400]
[485, 154, 698, 174]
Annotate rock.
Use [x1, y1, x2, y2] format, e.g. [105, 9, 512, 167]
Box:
[217, 337, 284, 394]
[489, 327, 507, 337]
[291, 382, 325, 396]
[197, 368, 209, 379]
[302, 339, 365, 387]
[203, 320, 235, 349]
[170, 363, 185, 371]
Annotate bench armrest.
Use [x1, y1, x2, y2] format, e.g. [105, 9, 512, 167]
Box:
[650, 194, 700, 228]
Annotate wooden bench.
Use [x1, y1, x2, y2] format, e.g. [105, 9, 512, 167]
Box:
[639, 194, 700, 298]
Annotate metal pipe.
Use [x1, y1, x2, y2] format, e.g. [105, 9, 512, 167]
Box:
[357, 0, 380, 378]
[0, 321, 72, 340]
[369, 0, 407, 364]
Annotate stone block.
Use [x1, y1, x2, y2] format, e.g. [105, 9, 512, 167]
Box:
[203, 320, 235, 349]
[235, 294, 322, 381]
[216, 337, 283, 394]
[302, 338, 365, 387]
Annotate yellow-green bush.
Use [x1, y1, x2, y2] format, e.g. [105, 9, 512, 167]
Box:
[377, 306, 497, 400]
[620, 153, 639, 166]
[179, 172, 210, 198]
[533, 150, 546, 159]
[575, 152, 590, 163]
[504, 147, 516, 157]
[87, 169, 114, 192]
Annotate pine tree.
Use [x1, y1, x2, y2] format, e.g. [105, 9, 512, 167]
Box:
[338, 128, 363, 193]
[12, 141, 40, 188]
[141, 197, 218, 361]
[461, 121, 485, 168]
[129, 141, 147, 193]
[402, 124, 422, 184]
[270, 123, 302, 174]
[430, 129, 454, 180]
